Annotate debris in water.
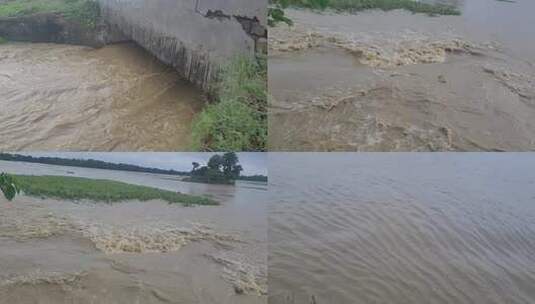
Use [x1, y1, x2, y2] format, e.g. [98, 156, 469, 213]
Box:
[269, 19, 481, 68]
[82, 222, 240, 254]
[207, 253, 267, 296]
[0, 207, 73, 240]
[1, 270, 86, 289]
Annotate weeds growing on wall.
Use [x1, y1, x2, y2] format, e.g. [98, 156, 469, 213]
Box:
[191, 56, 267, 151]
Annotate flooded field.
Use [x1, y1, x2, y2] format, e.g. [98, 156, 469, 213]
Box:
[269, 153, 535, 303]
[0, 43, 204, 151]
[0, 161, 267, 303]
[269, 0, 535, 151]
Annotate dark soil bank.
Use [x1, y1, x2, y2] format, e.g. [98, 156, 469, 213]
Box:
[0, 12, 126, 47]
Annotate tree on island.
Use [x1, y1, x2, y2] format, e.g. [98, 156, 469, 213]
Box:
[208, 154, 224, 171]
[188, 153, 243, 184]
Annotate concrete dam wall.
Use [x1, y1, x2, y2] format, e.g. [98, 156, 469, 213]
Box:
[98, 0, 267, 91]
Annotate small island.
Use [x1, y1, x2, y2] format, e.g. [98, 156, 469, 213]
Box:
[185, 152, 245, 185]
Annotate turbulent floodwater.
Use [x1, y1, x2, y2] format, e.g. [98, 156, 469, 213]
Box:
[0, 161, 267, 304]
[269, 153, 535, 303]
[0, 43, 204, 151]
[269, 0, 535, 151]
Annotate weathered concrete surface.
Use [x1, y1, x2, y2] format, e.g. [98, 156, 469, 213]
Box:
[98, 0, 267, 90]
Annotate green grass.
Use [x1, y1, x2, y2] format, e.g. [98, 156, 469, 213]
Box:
[0, 37, 7, 44]
[278, 0, 460, 15]
[0, 0, 68, 17]
[13, 175, 218, 206]
[191, 56, 267, 151]
[0, 0, 101, 28]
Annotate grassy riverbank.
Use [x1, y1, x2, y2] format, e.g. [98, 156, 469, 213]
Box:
[0, 0, 100, 28]
[279, 0, 460, 15]
[191, 56, 267, 151]
[0, 36, 6, 44]
[13, 175, 218, 206]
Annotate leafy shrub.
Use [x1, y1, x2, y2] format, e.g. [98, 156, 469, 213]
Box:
[0, 173, 20, 201]
[191, 56, 267, 151]
[191, 100, 267, 151]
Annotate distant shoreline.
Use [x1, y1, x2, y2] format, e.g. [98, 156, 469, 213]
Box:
[0, 154, 267, 182]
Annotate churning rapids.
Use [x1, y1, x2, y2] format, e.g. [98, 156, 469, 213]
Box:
[0, 42, 203, 151]
[0, 161, 267, 304]
[269, 153, 535, 304]
[269, 0, 535, 151]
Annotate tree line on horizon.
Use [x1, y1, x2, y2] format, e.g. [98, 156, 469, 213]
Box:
[0, 153, 189, 176]
[0, 153, 267, 182]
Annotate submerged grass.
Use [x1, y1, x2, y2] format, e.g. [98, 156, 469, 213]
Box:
[280, 0, 460, 15]
[191, 56, 267, 151]
[0, 0, 100, 28]
[13, 175, 218, 206]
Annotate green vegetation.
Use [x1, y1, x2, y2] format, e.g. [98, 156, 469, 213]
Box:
[185, 152, 243, 185]
[322, 0, 460, 15]
[269, 0, 460, 24]
[12, 175, 218, 206]
[0, 0, 101, 28]
[269, 1, 294, 26]
[191, 56, 267, 151]
[0, 37, 7, 44]
[0, 153, 266, 181]
[0, 173, 20, 201]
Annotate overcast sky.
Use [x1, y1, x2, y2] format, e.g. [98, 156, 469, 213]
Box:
[20, 153, 267, 176]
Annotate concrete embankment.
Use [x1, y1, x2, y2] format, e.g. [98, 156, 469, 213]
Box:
[98, 0, 267, 90]
[0, 0, 267, 91]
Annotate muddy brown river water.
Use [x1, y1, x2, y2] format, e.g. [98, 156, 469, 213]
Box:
[269, 0, 535, 151]
[0, 161, 267, 304]
[0, 42, 204, 151]
[269, 153, 535, 303]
